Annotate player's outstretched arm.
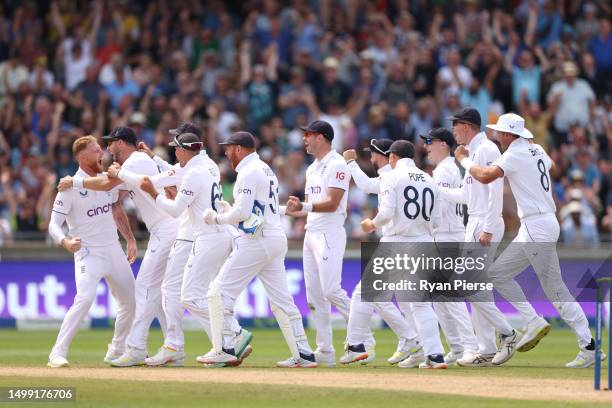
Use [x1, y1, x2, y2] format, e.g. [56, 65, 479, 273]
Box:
[112, 195, 137, 264]
[455, 145, 504, 184]
[287, 188, 345, 214]
[57, 174, 123, 192]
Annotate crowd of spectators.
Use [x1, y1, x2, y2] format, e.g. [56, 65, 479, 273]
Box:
[0, 0, 610, 245]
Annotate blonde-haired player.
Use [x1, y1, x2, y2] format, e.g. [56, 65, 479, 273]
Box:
[48, 136, 136, 367]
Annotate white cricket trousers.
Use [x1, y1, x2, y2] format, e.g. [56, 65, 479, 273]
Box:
[51, 242, 135, 358]
[126, 219, 178, 351]
[303, 228, 351, 353]
[181, 229, 240, 342]
[346, 281, 415, 348]
[160, 239, 192, 350]
[433, 231, 479, 355]
[213, 233, 313, 355]
[464, 216, 515, 354]
[488, 213, 592, 348]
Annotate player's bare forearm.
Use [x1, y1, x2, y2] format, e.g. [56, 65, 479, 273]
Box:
[112, 201, 136, 243]
[84, 176, 123, 191]
[312, 188, 345, 212]
[468, 165, 503, 184]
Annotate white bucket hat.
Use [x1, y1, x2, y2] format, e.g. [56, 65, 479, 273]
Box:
[486, 113, 534, 139]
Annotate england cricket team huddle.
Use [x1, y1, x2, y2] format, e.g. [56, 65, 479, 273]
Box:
[46, 106, 603, 370]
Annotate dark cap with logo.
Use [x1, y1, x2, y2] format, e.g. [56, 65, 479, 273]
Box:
[168, 132, 202, 151]
[219, 131, 256, 148]
[448, 107, 481, 127]
[389, 140, 415, 159]
[300, 120, 334, 141]
[419, 128, 456, 147]
[102, 126, 137, 146]
[364, 139, 393, 157]
[169, 122, 203, 139]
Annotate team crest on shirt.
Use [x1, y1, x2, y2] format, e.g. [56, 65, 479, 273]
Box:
[55, 200, 63, 207]
[321, 165, 327, 175]
[79, 190, 88, 197]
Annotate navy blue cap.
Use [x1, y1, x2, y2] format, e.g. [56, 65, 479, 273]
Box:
[448, 107, 481, 127]
[102, 126, 137, 146]
[168, 133, 203, 151]
[419, 128, 456, 147]
[219, 131, 256, 148]
[169, 122, 203, 139]
[389, 140, 415, 159]
[364, 139, 393, 157]
[301, 120, 334, 141]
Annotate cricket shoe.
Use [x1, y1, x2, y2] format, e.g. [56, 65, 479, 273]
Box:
[388, 338, 422, 365]
[277, 352, 318, 368]
[340, 344, 369, 365]
[360, 346, 376, 365]
[565, 349, 607, 368]
[398, 350, 425, 368]
[233, 329, 253, 359]
[492, 329, 521, 366]
[314, 349, 336, 367]
[103, 345, 123, 364]
[517, 316, 551, 352]
[419, 354, 448, 369]
[456, 353, 495, 367]
[444, 351, 463, 365]
[225, 345, 253, 367]
[110, 346, 147, 367]
[145, 346, 185, 367]
[196, 348, 238, 366]
[48, 355, 69, 368]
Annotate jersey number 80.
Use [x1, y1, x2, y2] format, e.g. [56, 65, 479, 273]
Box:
[403, 186, 434, 221]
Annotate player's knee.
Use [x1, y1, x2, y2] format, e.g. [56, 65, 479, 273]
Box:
[322, 288, 340, 303]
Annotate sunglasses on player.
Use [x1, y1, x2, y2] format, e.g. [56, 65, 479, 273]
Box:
[173, 136, 203, 151]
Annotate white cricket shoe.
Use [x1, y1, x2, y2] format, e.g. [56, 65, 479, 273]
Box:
[145, 346, 185, 367]
[517, 316, 551, 352]
[48, 355, 69, 368]
[110, 347, 147, 367]
[565, 349, 606, 368]
[360, 346, 376, 365]
[419, 354, 448, 369]
[398, 350, 425, 368]
[277, 353, 318, 368]
[314, 349, 336, 367]
[104, 345, 123, 364]
[492, 330, 522, 365]
[233, 329, 253, 359]
[388, 338, 422, 365]
[340, 344, 369, 365]
[444, 351, 463, 365]
[456, 352, 495, 367]
[196, 349, 238, 366]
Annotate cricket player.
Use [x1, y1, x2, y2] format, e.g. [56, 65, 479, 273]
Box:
[456, 113, 600, 368]
[284, 120, 352, 367]
[340, 139, 421, 365]
[199, 132, 317, 368]
[361, 140, 447, 369]
[48, 136, 136, 368]
[420, 128, 479, 364]
[438, 107, 515, 367]
[106, 123, 206, 366]
[58, 127, 178, 366]
[136, 132, 250, 365]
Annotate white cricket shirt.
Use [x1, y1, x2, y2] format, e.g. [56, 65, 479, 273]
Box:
[52, 168, 120, 247]
[305, 150, 350, 231]
[432, 156, 465, 235]
[348, 161, 393, 236]
[494, 138, 556, 219]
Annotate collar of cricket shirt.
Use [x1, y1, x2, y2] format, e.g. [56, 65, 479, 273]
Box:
[378, 163, 392, 175]
[315, 149, 336, 167]
[236, 151, 259, 173]
[395, 158, 415, 169]
[468, 131, 487, 152]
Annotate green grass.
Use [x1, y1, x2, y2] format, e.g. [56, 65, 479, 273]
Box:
[0, 328, 609, 407]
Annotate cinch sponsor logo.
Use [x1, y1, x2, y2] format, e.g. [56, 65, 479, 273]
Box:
[181, 189, 194, 196]
[308, 185, 322, 194]
[466, 176, 473, 184]
[238, 188, 252, 195]
[86, 203, 112, 217]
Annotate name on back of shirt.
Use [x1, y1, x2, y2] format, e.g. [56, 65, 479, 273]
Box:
[407, 173, 426, 182]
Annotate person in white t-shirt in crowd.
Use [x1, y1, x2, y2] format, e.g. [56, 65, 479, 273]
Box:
[420, 128, 479, 365]
[456, 113, 599, 368]
[285, 120, 352, 367]
[57, 127, 179, 367]
[48, 136, 136, 368]
[340, 139, 421, 366]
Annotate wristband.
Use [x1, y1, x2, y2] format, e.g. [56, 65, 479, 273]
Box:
[73, 176, 84, 189]
[302, 202, 313, 212]
[279, 205, 286, 216]
[460, 158, 475, 172]
[346, 159, 356, 165]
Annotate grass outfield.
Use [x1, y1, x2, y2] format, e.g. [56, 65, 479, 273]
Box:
[0, 327, 610, 407]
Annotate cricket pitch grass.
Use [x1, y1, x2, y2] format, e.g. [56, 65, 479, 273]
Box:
[0, 327, 610, 407]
